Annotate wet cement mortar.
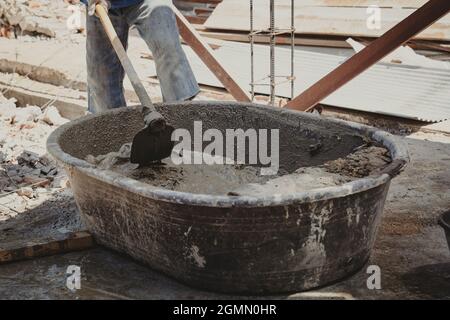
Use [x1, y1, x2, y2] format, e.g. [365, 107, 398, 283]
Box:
[0, 133, 449, 299]
[84, 143, 390, 196]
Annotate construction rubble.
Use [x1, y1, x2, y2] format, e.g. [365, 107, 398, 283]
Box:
[0, 92, 70, 215]
[0, 0, 83, 39]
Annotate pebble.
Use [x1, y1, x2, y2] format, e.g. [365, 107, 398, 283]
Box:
[3, 186, 15, 192]
[0, 130, 7, 145]
[17, 187, 34, 198]
[51, 176, 69, 189]
[10, 106, 42, 124]
[40, 106, 69, 126]
[40, 165, 56, 175]
[47, 168, 58, 176]
[7, 169, 18, 177]
[0, 97, 17, 117]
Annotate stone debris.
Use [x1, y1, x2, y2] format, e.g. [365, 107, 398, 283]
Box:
[0, 24, 14, 38]
[0, 95, 17, 115]
[0, 0, 85, 39]
[16, 186, 33, 198]
[0, 99, 43, 124]
[40, 106, 69, 126]
[10, 105, 42, 124]
[0, 92, 71, 218]
[0, 94, 68, 127]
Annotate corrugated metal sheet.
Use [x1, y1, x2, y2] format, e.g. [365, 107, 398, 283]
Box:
[181, 42, 450, 122]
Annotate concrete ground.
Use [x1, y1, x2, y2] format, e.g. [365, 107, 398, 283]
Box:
[0, 133, 449, 300]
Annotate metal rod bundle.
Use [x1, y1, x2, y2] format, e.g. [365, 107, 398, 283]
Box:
[249, 0, 296, 105]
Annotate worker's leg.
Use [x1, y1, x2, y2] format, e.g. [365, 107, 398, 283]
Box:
[126, 0, 200, 102]
[86, 9, 130, 113]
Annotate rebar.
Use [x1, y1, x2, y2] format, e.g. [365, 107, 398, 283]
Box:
[250, 0, 255, 101]
[269, 0, 276, 105]
[291, 0, 295, 99]
[249, 0, 296, 105]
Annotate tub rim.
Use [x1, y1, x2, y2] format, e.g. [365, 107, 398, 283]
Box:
[439, 210, 450, 230]
[47, 102, 409, 208]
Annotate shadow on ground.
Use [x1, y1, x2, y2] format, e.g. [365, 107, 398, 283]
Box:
[402, 263, 450, 299]
[0, 190, 83, 251]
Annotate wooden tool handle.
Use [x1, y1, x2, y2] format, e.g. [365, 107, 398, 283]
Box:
[95, 4, 156, 112]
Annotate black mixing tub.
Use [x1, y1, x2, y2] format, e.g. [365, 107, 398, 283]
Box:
[439, 211, 450, 251]
[47, 102, 409, 294]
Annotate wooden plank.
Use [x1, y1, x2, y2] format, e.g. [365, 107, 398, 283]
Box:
[204, 0, 450, 41]
[173, 5, 251, 102]
[197, 28, 352, 48]
[185, 15, 208, 25]
[408, 40, 450, 53]
[194, 8, 214, 16]
[0, 231, 94, 264]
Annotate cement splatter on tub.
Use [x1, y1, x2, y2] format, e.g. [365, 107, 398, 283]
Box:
[85, 143, 391, 196]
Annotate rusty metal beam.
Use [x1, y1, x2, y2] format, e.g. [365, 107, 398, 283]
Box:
[173, 6, 252, 102]
[285, 0, 450, 112]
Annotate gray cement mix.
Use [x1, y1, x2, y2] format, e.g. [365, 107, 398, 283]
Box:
[85, 144, 390, 196]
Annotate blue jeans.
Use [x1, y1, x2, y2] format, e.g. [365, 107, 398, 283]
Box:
[86, 0, 199, 113]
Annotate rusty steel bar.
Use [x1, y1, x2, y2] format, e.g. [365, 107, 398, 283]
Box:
[173, 6, 251, 102]
[250, 0, 255, 101]
[290, 0, 295, 100]
[286, 0, 450, 112]
[269, 0, 276, 105]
